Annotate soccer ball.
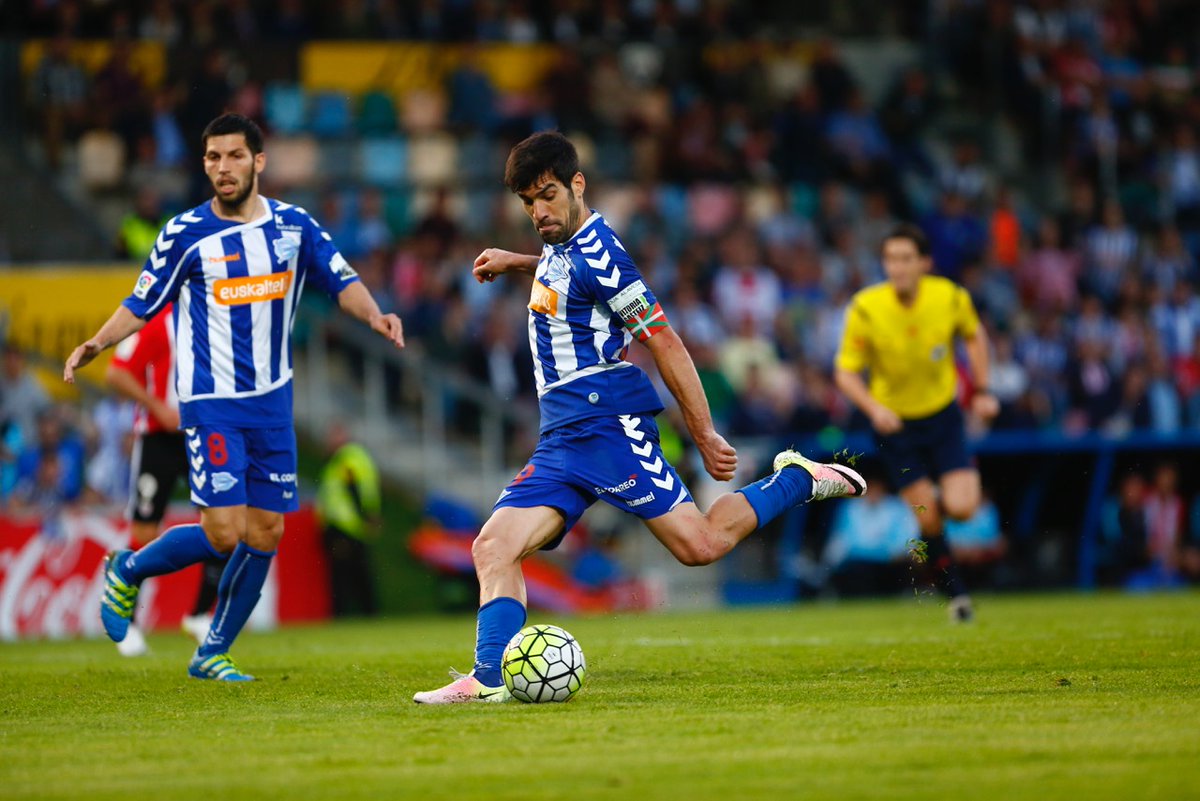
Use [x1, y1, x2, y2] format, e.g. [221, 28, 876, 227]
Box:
[502, 624, 586, 703]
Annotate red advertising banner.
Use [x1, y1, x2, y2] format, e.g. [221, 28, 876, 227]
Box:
[0, 506, 330, 641]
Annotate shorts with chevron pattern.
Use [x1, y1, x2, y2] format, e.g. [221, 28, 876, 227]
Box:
[492, 413, 693, 550]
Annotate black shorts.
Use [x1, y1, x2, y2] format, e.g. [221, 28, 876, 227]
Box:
[877, 402, 973, 491]
[128, 431, 189, 523]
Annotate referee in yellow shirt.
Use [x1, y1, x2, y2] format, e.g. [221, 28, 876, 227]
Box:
[834, 224, 999, 622]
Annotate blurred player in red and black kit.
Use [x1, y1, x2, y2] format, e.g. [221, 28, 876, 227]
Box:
[106, 302, 222, 656]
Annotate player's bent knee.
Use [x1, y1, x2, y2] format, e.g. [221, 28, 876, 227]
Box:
[205, 528, 240, 555]
[471, 530, 521, 569]
[669, 539, 720, 567]
[942, 497, 977, 521]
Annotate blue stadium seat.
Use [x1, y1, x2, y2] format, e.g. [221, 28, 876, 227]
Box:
[358, 136, 408, 186]
[264, 83, 307, 135]
[318, 139, 356, 182]
[458, 133, 495, 182]
[309, 91, 353, 138]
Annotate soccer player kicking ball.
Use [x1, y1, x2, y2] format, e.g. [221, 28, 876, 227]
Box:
[413, 132, 866, 704]
[65, 114, 404, 680]
[833, 224, 999, 623]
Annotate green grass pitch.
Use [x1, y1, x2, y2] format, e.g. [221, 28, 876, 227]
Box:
[2, 592, 1197, 801]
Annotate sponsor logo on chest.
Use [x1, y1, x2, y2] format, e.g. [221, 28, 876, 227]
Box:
[213, 272, 293, 305]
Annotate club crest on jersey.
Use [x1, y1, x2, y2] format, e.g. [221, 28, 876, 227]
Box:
[211, 472, 239, 493]
[546, 252, 572, 283]
[273, 230, 302, 263]
[133, 270, 157, 299]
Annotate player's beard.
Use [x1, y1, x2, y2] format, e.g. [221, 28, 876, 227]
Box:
[541, 197, 584, 245]
[213, 172, 256, 216]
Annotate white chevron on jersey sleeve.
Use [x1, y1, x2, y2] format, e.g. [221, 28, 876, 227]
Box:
[155, 230, 173, 253]
[165, 215, 186, 236]
[585, 250, 610, 271]
[180, 210, 203, 224]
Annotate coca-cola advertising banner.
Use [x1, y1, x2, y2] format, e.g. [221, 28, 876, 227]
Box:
[0, 506, 331, 641]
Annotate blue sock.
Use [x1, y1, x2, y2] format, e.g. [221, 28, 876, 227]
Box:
[472, 596, 526, 687]
[737, 465, 815, 528]
[121, 524, 225, 584]
[197, 542, 274, 658]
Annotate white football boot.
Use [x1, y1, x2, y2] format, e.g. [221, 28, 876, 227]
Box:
[413, 670, 509, 704]
[772, 450, 867, 500]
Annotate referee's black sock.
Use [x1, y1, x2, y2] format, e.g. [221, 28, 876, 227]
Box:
[191, 557, 225, 616]
[921, 532, 968, 599]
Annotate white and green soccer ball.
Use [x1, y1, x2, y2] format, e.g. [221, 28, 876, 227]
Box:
[502, 624, 586, 703]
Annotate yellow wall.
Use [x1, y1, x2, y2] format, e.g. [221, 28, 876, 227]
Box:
[21, 40, 166, 90]
[0, 265, 141, 397]
[301, 42, 558, 97]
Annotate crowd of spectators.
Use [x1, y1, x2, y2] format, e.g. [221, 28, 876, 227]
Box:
[21, 1, 1200, 441]
[0, 345, 136, 528]
[12, 1, 1200, 586]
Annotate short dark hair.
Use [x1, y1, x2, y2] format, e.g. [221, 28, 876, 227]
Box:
[201, 113, 264, 155]
[504, 131, 579, 193]
[882, 223, 930, 257]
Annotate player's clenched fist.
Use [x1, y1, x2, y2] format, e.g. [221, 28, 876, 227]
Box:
[696, 430, 738, 482]
[473, 249, 538, 283]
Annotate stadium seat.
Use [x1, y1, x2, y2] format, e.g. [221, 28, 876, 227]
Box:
[567, 131, 596, 172]
[592, 184, 637, 232]
[593, 135, 632, 181]
[457, 188, 494, 236]
[318, 139, 356, 183]
[263, 135, 318, 187]
[77, 129, 125, 191]
[357, 90, 398, 136]
[384, 189, 412, 237]
[399, 89, 448, 134]
[407, 134, 458, 186]
[309, 92, 353, 139]
[358, 136, 408, 186]
[264, 82, 307, 135]
[458, 133, 497, 183]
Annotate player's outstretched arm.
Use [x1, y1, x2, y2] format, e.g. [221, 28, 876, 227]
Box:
[643, 328, 738, 482]
[337, 281, 405, 349]
[963, 328, 999, 422]
[63, 306, 146, 384]
[472, 249, 539, 283]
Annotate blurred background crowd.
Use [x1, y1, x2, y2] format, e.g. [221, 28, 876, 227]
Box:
[3, 0, 1200, 596]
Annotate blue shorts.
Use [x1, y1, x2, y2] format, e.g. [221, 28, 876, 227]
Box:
[184, 425, 299, 513]
[494, 414, 694, 550]
[877, 402, 973, 491]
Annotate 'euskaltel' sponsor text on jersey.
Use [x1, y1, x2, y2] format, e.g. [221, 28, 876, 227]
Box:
[122, 198, 359, 429]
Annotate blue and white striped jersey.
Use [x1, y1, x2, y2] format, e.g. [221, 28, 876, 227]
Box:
[528, 211, 664, 433]
[122, 197, 358, 429]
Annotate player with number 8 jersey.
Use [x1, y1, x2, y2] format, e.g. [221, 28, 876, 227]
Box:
[65, 113, 405, 681]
